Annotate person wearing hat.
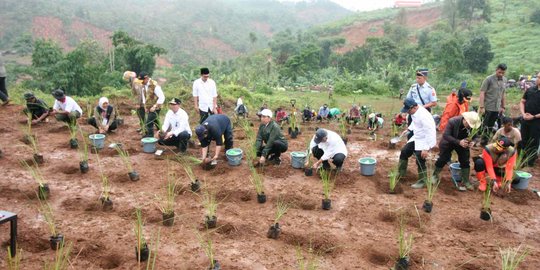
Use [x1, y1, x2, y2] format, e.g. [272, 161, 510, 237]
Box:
[50, 89, 83, 124]
[302, 106, 313, 122]
[87, 97, 118, 134]
[474, 136, 517, 193]
[23, 92, 50, 124]
[305, 128, 348, 171]
[438, 88, 473, 132]
[134, 71, 165, 138]
[317, 104, 330, 122]
[195, 114, 233, 163]
[519, 72, 540, 167]
[157, 98, 192, 153]
[491, 117, 521, 147]
[0, 53, 9, 105]
[193, 67, 218, 124]
[346, 105, 360, 125]
[255, 109, 288, 165]
[405, 68, 437, 113]
[367, 113, 384, 131]
[478, 63, 508, 139]
[432, 112, 481, 191]
[397, 98, 437, 189]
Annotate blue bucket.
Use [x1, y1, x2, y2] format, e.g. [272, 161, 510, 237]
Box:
[290, 151, 307, 169]
[89, 134, 106, 149]
[226, 148, 243, 166]
[141, 137, 158, 153]
[359, 157, 377, 176]
[449, 163, 462, 182]
[513, 171, 532, 190]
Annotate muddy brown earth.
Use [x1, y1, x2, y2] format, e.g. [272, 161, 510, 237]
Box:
[0, 103, 539, 269]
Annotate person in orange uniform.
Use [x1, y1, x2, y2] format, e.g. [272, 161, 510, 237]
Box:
[474, 137, 517, 193]
[438, 88, 473, 132]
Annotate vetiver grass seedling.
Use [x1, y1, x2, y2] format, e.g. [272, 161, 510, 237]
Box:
[395, 215, 413, 270]
[196, 230, 219, 270]
[267, 197, 290, 239]
[480, 181, 493, 221]
[134, 208, 149, 263]
[96, 153, 113, 211]
[21, 159, 49, 199]
[499, 245, 529, 270]
[145, 230, 161, 270]
[38, 198, 63, 250]
[6, 246, 22, 270]
[201, 185, 219, 229]
[388, 165, 401, 194]
[296, 246, 319, 270]
[155, 161, 177, 226]
[77, 129, 89, 173]
[320, 169, 334, 210]
[423, 163, 439, 213]
[115, 144, 139, 181]
[249, 164, 266, 203]
[44, 240, 72, 270]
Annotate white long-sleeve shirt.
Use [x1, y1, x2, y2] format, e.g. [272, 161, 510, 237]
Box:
[142, 81, 165, 105]
[161, 108, 192, 136]
[192, 78, 218, 111]
[407, 106, 436, 151]
[53, 96, 83, 115]
[309, 129, 348, 161]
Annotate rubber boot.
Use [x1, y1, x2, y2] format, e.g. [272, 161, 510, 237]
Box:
[397, 159, 408, 180]
[411, 170, 427, 189]
[460, 168, 474, 191]
[477, 171, 487, 191]
[432, 166, 443, 184]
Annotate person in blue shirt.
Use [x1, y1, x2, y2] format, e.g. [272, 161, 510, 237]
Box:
[317, 104, 330, 122]
[195, 114, 233, 164]
[405, 69, 437, 113]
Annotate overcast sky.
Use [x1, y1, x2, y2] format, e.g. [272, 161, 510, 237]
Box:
[282, 0, 396, 11]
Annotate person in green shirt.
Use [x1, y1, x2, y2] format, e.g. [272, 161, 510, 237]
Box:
[328, 107, 341, 120]
[255, 109, 288, 165]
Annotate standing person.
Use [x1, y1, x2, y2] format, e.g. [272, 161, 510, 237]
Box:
[87, 97, 119, 134]
[157, 98, 192, 153]
[255, 109, 288, 165]
[519, 73, 540, 166]
[305, 128, 348, 171]
[0, 53, 9, 105]
[474, 137, 516, 193]
[405, 69, 437, 113]
[396, 98, 437, 189]
[317, 104, 329, 122]
[491, 117, 521, 147]
[195, 114, 233, 164]
[50, 89, 83, 124]
[136, 72, 165, 138]
[478, 64, 508, 138]
[193, 67, 217, 124]
[23, 92, 49, 124]
[432, 112, 481, 191]
[438, 88, 473, 132]
[123, 70, 144, 131]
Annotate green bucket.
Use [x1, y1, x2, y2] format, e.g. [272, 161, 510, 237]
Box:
[358, 157, 377, 176]
[141, 137, 158, 153]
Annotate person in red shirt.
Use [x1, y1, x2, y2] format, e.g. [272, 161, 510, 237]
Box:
[474, 136, 517, 193]
[393, 113, 407, 127]
[438, 88, 472, 132]
[275, 107, 289, 126]
[346, 105, 361, 125]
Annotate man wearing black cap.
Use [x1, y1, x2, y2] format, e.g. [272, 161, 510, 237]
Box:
[193, 67, 218, 124]
[195, 114, 233, 163]
[157, 98, 192, 153]
[397, 98, 436, 189]
[135, 71, 165, 137]
[405, 68, 437, 113]
[474, 137, 516, 193]
[305, 128, 348, 171]
[50, 89, 83, 124]
[479, 63, 508, 137]
[23, 92, 50, 124]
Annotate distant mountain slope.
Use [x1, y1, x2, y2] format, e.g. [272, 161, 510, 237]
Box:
[0, 0, 351, 64]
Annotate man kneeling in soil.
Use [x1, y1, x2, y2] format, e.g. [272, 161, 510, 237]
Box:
[157, 98, 191, 153]
[23, 92, 50, 124]
[195, 114, 233, 164]
[87, 97, 119, 134]
[432, 112, 481, 191]
[255, 109, 288, 166]
[305, 128, 348, 171]
[50, 89, 82, 125]
[474, 137, 516, 193]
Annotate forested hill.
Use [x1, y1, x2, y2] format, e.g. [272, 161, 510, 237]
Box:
[0, 0, 351, 65]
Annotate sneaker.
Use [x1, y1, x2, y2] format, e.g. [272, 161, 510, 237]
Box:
[411, 180, 425, 189]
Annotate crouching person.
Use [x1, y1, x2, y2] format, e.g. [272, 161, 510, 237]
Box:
[474, 137, 517, 193]
[50, 89, 82, 125]
[195, 114, 234, 164]
[23, 92, 49, 124]
[255, 109, 288, 165]
[88, 97, 118, 134]
[157, 98, 191, 153]
[306, 128, 347, 171]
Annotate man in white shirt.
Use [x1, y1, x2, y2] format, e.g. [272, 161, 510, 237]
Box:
[157, 98, 192, 153]
[306, 128, 348, 171]
[397, 98, 436, 189]
[193, 67, 218, 124]
[50, 89, 83, 124]
[235, 96, 248, 117]
[137, 71, 165, 138]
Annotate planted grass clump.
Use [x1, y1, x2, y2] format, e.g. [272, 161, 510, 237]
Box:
[320, 169, 334, 210]
[196, 230, 220, 270]
[21, 119, 43, 164]
[423, 165, 439, 213]
[96, 153, 113, 211]
[6, 246, 22, 270]
[21, 160, 49, 200]
[38, 199, 63, 250]
[180, 157, 201, 192]
[115, 144, 139, 181]
[249, 165, 266, 203]
[134, 208, 150, 263]
[44, 240, 72, 270]
[499, 245, 529, 270]
[155, 162, 177, 226]
[78, 129, 89, 173]
[304, 136, 314, 176]
[201, 186, 219, 229]
[296, 246, 319, 270]
[67, 122, 79, 149]
[395, 215, 413, 270]
[388, 165, 401, 194]
[267, 197, 290, 239]
[480, 181, 492, 221]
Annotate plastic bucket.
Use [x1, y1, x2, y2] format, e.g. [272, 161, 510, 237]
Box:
[359, 157, 377, 176]
[89, 134, 106, 149]
[226, 148, 243, 166]
[290, 151, 307, 169]
[512, 171, 532, 190]
[449, 163, 462, 182]
[141, 137, 158, 153]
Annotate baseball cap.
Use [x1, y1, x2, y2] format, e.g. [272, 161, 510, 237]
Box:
[494, 137, 513, 151]
[195, 124, 207, 141]
[169, 98, 181, 105]
[462, 112, 481, 129]
[260, 109, 272, 118]
[416, 68, 428, 77]
[24, 92, 35, 100]
[52, 89, 65, 99]
[401, 98, 417, 113]
[314, 129, 327, 144]
[138, 71, 148, 80]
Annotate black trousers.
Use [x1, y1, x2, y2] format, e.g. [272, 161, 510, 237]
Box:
[137, 107, 161, 137]
[520, 120, 540, 166]
[312, 145, 346, 169]
[256, 140, 288, 159]
[474, 158, 504, 176]
[159, 131, 191, 152]
[0, 77, 7, 102]
[435, 143, 470, 169]
[483, 111, 500, 134]
[399, 141, 426, 173]
[87, 118, 118, 132]
[199, 109, 214, 124]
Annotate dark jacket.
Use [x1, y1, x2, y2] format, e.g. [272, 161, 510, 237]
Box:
[200, 114, 232, 148]
[439, 116, 469, 149]
[255, 120, 287, 157]
[93, 105, 116, 129]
